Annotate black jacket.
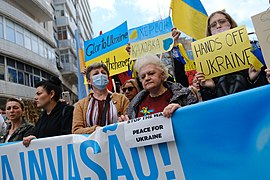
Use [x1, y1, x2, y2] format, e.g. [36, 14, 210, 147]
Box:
[127, 81, 198, 119]
[0, 119, 34, 143]
[201, 68, 268, 100]
[33, 102, 73, 138]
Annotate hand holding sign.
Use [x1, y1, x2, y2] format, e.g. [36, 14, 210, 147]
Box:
[192, 26, 252, 79]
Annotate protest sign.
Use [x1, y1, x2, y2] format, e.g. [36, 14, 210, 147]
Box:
[191, 26, 252, 79]
[125, 113, 175, 148]
[129, 17, 174, 59]
[252, 10, 270, 68]
[84, 22, 130, 76]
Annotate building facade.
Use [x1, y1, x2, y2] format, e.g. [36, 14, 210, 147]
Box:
[0, 0, 93, 106]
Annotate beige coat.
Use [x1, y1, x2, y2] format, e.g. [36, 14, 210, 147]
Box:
[72, 93, 129, 134]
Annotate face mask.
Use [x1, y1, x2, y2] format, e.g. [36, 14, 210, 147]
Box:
[92, 73, 109, 90]
[211, 26, 231, 35]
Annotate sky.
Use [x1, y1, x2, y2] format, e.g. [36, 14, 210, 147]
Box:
[88, 0, 270, 39]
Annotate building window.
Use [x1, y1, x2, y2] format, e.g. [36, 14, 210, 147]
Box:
[34, 67, 40, 76]
[18, 71, 24, 84]
[57, 26, 67, 40]
[0, 56, 5, 80]
[24, 72, 30, 86]
[8, 68, 17, 83]
[7, 58, 15, 67]
[44, 44, 48, 59]
[24, 30, 31, 50]
[15, 24, 24, 46]
[17, 61, 24, 70]
[6, 20, 15, 42]
[26, 64, 32, 73]
[31, 34, 38, 53]
[0, 16, 3, 39]
[33, 76, 40, 86]
[39, 39, 44, 57]
[0, 65, 5, 80]
[60, 49, 70, 63]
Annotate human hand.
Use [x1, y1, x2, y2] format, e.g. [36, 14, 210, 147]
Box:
[172, 28, 181, 46]
[126, 43, 131, 55]
[248, 65, 261, 82]
[195, 72, 215, 88]
[118, 115, 130, 122]
[265, 68, 270, 83]
[23, 135, 36, 147]
[81, 66, 86, 74]
[163, 103, 181, 118]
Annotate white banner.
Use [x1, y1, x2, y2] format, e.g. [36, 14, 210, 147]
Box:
[0, 114, 185, 180]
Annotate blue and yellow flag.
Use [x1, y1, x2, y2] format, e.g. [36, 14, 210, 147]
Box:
[170, 0, 208, 40]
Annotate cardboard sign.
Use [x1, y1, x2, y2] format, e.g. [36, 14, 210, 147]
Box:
[129, 17, 174, 59]
[125, 113, 175, 148]
[252, 10, 270, 68]
[191, 26, 252, 79]
[84, 22, 130, 76]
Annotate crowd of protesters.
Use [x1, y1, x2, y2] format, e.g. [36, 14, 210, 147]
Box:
[0, 10, 269, 146]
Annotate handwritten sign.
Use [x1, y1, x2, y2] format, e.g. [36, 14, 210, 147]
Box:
[84, 22, 130, 76]
[191, 26, 252, 79]
[252, 10, 270, 68]
[129, 17, 174, 59]
[125, 113, 175, 148]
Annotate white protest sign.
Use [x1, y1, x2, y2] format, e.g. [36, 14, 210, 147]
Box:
[252, 10, 270, 68]
[125, 113, 175, 148]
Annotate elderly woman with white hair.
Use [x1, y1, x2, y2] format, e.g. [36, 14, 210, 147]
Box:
[119, 54, 197, 120]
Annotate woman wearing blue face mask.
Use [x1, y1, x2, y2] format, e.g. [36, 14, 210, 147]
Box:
[72, 63, 130, 134]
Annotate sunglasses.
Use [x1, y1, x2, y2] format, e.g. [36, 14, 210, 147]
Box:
[122, 87, 134, 93]
[209, 18, 228, 28]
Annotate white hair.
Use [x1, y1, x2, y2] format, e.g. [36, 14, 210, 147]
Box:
[134, 54, 168, 81]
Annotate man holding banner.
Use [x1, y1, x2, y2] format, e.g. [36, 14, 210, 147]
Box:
[194, 10, 268, 99]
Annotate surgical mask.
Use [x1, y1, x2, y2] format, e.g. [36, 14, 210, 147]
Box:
[92, 73, 109, 90]
[211, 26, 231, 35]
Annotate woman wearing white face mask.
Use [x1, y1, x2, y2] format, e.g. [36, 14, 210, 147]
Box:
[72, 63, 129, 134]
[195, 10, 268, 100]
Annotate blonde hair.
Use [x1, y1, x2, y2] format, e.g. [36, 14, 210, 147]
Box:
[134, 54, 168, 81]
[206, 10, 238, 37]
[122, 79, 140, 92]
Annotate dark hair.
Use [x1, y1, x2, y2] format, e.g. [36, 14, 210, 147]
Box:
[35, 76, 62, 101]
[86, 62, 110, 80]
[6, 98, 25, 110]
[206, 10, 238, 37]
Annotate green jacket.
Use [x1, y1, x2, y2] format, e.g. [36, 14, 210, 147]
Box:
[0, 119, 34, 143]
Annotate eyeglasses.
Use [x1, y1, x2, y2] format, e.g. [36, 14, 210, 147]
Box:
[209, 18, 228, 28]
[122, 87, 134, 93]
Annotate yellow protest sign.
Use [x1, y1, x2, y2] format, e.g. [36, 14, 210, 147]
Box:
[191, 26, 252, 79]
[84, 22, 130, 76]
[85, 46, 130, 76]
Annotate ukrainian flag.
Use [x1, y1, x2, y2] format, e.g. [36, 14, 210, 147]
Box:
[170, 0, 208, 40]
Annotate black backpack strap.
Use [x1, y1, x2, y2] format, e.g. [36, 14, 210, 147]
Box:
[100, 93, 111, 126]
